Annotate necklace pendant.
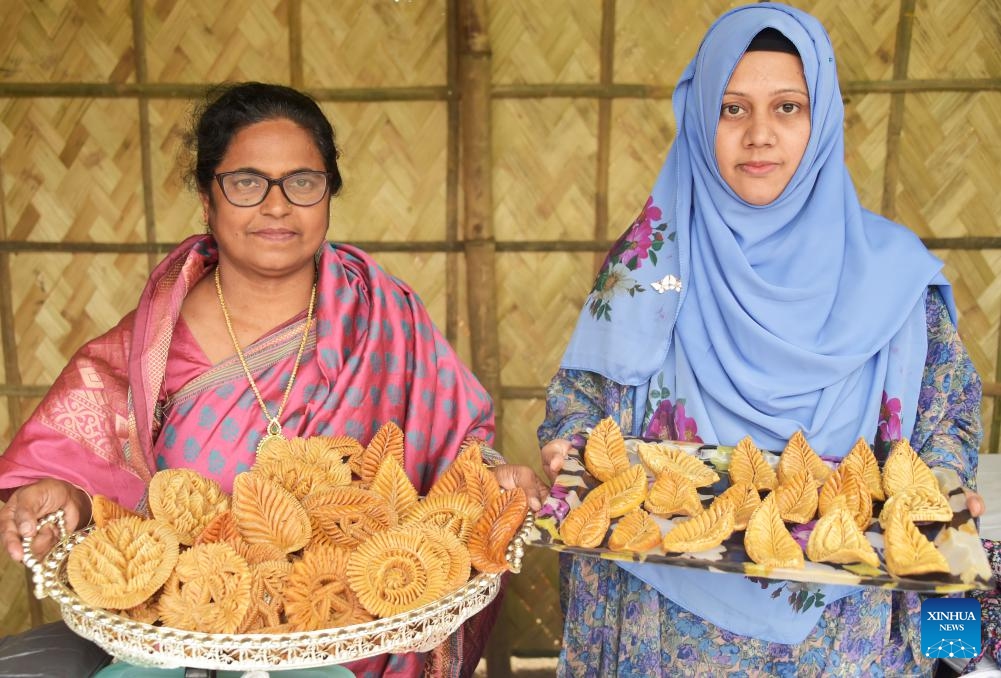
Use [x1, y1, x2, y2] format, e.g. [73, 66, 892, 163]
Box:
[256, 418, 286, 454]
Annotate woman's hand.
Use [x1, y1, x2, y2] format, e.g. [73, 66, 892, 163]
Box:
[0, 479, 92, 562]
[964, 489, 985, 518]
[540, 439, 574, 483]
[491, 464, 549, 512]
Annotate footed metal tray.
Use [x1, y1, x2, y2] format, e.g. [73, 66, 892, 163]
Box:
[25, 510, 534, 671]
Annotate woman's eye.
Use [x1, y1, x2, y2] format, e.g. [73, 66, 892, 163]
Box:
[722, 104, 742, 116]
[234, 176, 261, 189]
[779, 102, 800, 114]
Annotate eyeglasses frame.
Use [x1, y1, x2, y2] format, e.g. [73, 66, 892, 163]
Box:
[213, 170, 333, 207]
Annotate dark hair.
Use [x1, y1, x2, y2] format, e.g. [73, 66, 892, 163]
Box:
[184, 82, 342, 198]
[746, 27, 800, 57]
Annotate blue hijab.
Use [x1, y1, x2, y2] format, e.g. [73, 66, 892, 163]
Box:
[560, 3, 951, 643]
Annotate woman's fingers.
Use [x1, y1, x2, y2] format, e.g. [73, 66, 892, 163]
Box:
[493, 465, 549, 511]
[540, 440, 573, 483]
[963, 489, 985, 518]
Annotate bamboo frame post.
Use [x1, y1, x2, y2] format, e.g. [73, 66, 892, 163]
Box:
[458, 4, 510, 676]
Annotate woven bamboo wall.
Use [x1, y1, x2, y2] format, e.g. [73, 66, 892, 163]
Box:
[1, 0, 999, 669]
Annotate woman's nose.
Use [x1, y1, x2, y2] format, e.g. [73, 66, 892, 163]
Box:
[259, 183, 293, 215]
[744, 115, 776, 147]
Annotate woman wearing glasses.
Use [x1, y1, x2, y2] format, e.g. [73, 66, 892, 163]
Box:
[0, 82, 546, 677]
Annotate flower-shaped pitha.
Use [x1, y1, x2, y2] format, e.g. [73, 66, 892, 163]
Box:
[148, 468, 231, 545]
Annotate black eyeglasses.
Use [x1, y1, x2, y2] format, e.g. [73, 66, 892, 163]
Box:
[214, 170, 332, 207]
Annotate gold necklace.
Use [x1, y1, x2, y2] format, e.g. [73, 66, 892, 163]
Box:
[214, 265, 316, 452]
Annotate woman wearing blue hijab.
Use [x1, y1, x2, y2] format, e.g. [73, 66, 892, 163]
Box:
[538, 3, 985, 675]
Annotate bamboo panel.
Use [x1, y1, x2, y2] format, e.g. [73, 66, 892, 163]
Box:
[143, 0, 289, 84]
[909, 0, 1001, 79]
[10, 253, 148, 386]
[607, 99, 674, 242]
[499, 398, 546, 469]
[488, 0, 601, 85]
[844, 93, 891, 211]
[0, 98, 146, 243]
[323, 102, 449, 243]
[784, 0, 899, 81]
[149, 98, 203, 243]
[614, 0, 741, 86]
[894, 92, 1001, 239]
[492, 99, 598, 242]
[936, 248, 1001, 401]
[0, 0, 135, 84]
[496, 252, 593, 387]
[302, 0, 446, 88]
[364, 250, 452, 341]
[496, 547, 562, 656]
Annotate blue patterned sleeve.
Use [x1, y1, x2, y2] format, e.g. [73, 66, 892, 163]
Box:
[537, 369, 633, 450]
[910, 287, 983, 489]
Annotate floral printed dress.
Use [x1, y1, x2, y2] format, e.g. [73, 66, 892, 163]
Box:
[537, 289, 982, 677]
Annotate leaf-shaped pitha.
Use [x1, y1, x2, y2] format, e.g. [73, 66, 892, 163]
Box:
[232, 472, 312, 553]
[91, 494, 142, 528]
[427, 442, 490, 502]
[882, 439, 938, 498]
[778, 430, 830, 487]
[773, 468, 819, 524]
[468, 487, 528, 573]
[585, 464, 648, 518]
[882, 506, 950, 577]
[878, 485, 953, 529]
[743, 494, 804, 569]
[806, 504, 879, 568]
[839, 438, 884, 500]
[661, 500, 735, 553]
[728, 437, 777, 491]
[369, 454, 420, 521]
[711, 481, 760, 530]
[359, 421, 406, 483]
[583, 417, 630, 482]
[818, 466, 872, 531]
[644, 469, 703, 518]
[608, 508, 662, 553]
[304, 486, 399, 547]
[560, 494, 610, 548]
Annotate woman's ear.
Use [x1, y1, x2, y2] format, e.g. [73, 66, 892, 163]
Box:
[199, 191, 211, 231]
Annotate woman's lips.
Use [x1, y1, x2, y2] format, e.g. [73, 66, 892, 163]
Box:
[739, 161, 779, 176]
[253, 228, 297, 240]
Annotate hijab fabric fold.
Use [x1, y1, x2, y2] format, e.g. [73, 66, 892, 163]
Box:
[560, 3, 950, 643]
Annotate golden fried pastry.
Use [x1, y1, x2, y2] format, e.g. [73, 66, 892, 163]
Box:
[194, 509, 239, 545]
[468, 487, 528, 573]
[644, 469, 703, 518]
[608, 508, 662, 553]
[778, 430, 831, 488]
[743, 494, 804, 569]
[369, 454, 420, 521]
[157, 542, 253, 634]
[427, 442, 501, 510]
[728, 437, 777, 491]
[637, 441, 683, 477]
[91, 494, 141, 528]
[772, 469, 819, 524]
[421, 527, 472, 591]
[882, 439, 938, 498]
[229, 538, 289, 566]
[642, 443, 720, 487]
[238, 559, 293, 633]
[878, 485, 953, 529]
[116, 596, 161, 625]
[346, 528, 449, 618]
[303, 485, 399, 548]
[806, 502, 879, 568]
[559, 494, 611, 548]
[661, 500, 735, 554]
[583, 417, 630, 483]
[402, 491, 482, 542]
[285, 545, 372, 630]
[253, 437, 353, 499]
[711, 481, 760, 530]
[882, 505, 950, 577]
[818, 466, 872, 532]
[67, 516, 180, 611]
[585, 464, 648, 518]
[358, 421, 406, 484]
[148, 468, 231, 545]
[839, 438, 884, 500]
[232, 472, 312, 554]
